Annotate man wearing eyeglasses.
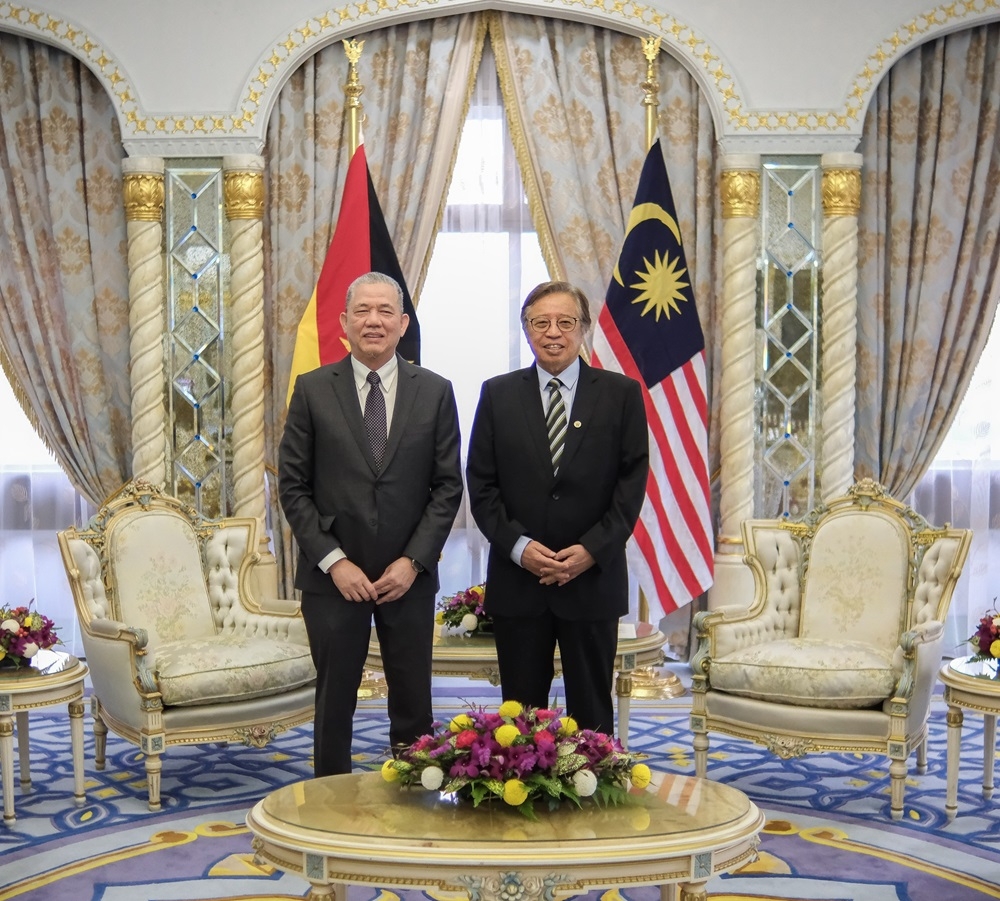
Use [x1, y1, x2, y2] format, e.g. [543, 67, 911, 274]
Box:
[466, 280, 649, 735]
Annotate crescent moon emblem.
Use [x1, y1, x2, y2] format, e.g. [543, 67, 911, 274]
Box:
[613, 202, 682, 286]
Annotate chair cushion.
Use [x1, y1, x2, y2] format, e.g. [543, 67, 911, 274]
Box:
[151, 636, 315, 706]
[709, 638, 897, 709]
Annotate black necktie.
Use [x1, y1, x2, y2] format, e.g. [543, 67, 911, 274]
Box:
[364, 370, 387, 468]
[545, 378, 567, 474]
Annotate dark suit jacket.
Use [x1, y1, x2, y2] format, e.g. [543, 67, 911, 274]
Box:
[279, 355, 463, 595]
[466, 360, 649, 621]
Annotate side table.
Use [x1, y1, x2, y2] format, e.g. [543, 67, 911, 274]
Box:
[938, 655, 999, 820]
[0, 649, 88, 825]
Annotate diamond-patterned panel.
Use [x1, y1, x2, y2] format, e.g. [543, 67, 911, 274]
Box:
[173, 357, 221, 406]
[759, 157, 821, 519]
[166, 163, 228, 518]
[174, 307, 220, 357]
[176, 435, 221, 485]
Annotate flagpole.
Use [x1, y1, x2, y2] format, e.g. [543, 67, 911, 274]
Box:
[637, 34, 662, 626]
[627, 35, 686, 702]
[344, 39, 364, 156]
[641, 36, 662, 153]
[342, 36, 388, 702]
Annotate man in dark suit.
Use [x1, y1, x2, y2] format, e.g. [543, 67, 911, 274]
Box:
[279, 271, 462, 776]
[466, 280, 649, 735]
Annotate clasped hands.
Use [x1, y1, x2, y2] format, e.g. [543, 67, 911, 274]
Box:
[521, 540, 595, 586]
[329, 556, 415, 604]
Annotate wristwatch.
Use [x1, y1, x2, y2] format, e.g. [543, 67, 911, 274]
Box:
[409, 557, 425, 573]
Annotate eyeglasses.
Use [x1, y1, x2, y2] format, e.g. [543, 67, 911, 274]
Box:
[526, 316, 580, 333]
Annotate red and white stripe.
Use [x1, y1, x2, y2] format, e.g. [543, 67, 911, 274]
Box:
[591, 304, 713, 619]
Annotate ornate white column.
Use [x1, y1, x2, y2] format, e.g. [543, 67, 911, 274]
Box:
[707, 155, 760, 612]
[122, 157, 168, 487]
[820, 152, 862, 501]
[223, 154, 276, 598]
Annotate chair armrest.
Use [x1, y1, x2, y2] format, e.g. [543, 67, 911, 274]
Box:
[256, 596, 302, 617]
[88, 618, 149, 649]
[888, 622, 945, 716]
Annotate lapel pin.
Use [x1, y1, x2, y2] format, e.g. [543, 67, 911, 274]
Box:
[573, 420, 582, 428]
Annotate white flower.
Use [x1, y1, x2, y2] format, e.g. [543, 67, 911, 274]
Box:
[420, 766, 445, 791]
[572, 769, 598, 797]
[460, 613, 479, 633]
[1, 619, 19, 633]
[21, 642, 38, 658]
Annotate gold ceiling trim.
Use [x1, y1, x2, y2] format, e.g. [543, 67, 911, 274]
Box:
[1, 0, 995, 140]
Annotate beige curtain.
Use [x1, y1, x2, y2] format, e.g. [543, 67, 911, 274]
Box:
[489, 11, 720, 460]
[0, 34, 131, 504]
[856, 23, 1000, 498]
[263, 15, 483, 594]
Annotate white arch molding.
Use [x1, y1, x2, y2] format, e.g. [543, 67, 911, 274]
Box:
[3, 1, 1000, 157]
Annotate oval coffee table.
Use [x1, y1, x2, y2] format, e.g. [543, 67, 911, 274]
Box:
[247, 769, 763, 901]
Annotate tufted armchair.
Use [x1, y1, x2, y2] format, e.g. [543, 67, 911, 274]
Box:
[690, 479, 971, 819]
[57, 480, 316, 810]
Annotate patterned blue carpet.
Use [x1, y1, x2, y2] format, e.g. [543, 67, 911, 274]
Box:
[1, 685, 999, 901]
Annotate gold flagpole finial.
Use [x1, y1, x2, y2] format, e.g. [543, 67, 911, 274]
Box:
[343, 39, 365, 156]
[640, 36, 662, 152]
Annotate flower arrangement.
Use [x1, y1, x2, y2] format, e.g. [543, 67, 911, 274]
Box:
[381, 701, 651, 820]
[435, 583, 492, 635]
[969, 599, 1000, 662]
[0, 601, 59, 668]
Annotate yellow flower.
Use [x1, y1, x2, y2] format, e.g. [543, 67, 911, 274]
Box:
[498, 700, 523, 718]
[470, 585, 485, 598]
[991, 638, 1000, 658]
[630, 763, 651, 789]
[495, 724, 520, 747]
[449, 714, 474, 733]
[559, 716, 579, 736]
[435, 612, 445, 625]
[0, 649, 6, 663]
[503, 779, 529, 806]
[381, 759, 400, 782]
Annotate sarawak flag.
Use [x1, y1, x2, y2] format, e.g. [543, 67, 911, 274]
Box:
[591, 140, 713, 617]
[286, 144, 419, 405]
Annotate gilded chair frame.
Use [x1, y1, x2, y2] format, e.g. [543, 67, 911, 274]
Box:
[690, 479, 972, 819]
[58, 479, 315, 809]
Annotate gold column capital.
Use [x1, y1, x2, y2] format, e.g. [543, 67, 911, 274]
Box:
[123, 171, 165, 223]
[720, 169, 760, 219]
[822, 167, 861, 218]
[223, 168, 264, 220]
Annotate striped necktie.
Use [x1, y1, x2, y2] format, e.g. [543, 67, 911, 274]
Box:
[545, 378, 567, 474]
